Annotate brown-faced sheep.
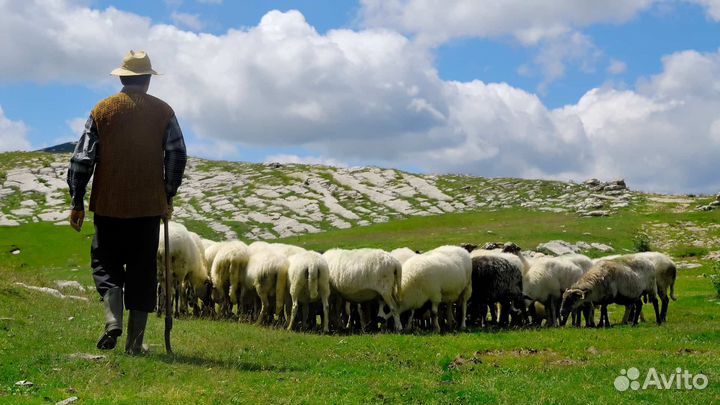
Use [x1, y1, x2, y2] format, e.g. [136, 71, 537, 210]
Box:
[560, 261, 645, 327]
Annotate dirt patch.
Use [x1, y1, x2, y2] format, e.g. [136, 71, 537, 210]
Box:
[478, 348, 551, 357]
[552, 358, 583, 366]
[447, 354, 482, 369]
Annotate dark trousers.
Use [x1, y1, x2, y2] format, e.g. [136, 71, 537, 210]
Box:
[91, 214, 161, 312]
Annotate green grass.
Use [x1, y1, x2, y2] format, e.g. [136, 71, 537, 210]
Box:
[1, 208, 719, 404]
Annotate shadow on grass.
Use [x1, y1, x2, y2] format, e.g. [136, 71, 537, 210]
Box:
[153, 352, 302, 372]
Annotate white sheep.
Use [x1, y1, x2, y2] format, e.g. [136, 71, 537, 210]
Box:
[398, 245, 472, 332]
[201, 238, 217, 251]
[286, 251, 331, 333]
[323, 248, 403, 331]
[185, 231, 213, 314]
[209, 241, 250, 317]
[204, 242, 224, 278]
[390, 247, 418, 265]
[243, 246, 290, 325]
[633, 251, 677, 322]
[557, 253, 593, 273]
[522, 257, 584, 326]
[157, 222, 206, 317]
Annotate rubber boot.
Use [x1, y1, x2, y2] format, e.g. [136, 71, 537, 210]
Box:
[97, 287, 123, 350]
[125, 310, 149, 355]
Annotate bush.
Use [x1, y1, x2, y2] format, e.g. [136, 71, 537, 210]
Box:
[705, 262, 720, 298]
[633, 231, 652, 252]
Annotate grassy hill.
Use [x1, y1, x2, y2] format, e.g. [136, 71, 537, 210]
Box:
[1, 152, 719, 404]
[3, 151, 702, 241]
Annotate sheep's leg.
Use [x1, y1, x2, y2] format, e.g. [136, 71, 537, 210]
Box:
[179, 281, 189, 316]
[344, 301, 353, 330]
[632, 300, 643, 326]
[517, 301, 529, 327]
[321, 295, 330, 334]
[582, 305, 594, 327]
[478, 302, 488, 327]
[526, 302, 538, 326]
[156, 283, 164, 317]
[489, 304, 498, 324]
[650, 295, 661, 325]
[301, 303, 310, 330]
[173, 280, 181, 318]
[445, 304, 455, 330]
[256, 292, 270, 325]
[659, 292, 670, 323]
[431, 302, 441, 333]
[287, 299, 299, 331]
[459, 287, 471, 331]
[545, 299, 556, 327]
[600, 305, 610, 327]
[404, 310, 416, 332]
[380, 292, 403, 332]
[499, 301, 510, 327]
[228, 282, 240, 317]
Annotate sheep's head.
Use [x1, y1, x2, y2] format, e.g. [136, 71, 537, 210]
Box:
[211, 284, 224, 303]
[560, 288, 586, 321]
[460, 243, 478, 253]
[198, 279, 213, 305]
[482, 242, 502, 250]
[502, 242, 521, 254]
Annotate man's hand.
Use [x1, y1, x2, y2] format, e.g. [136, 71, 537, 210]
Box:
[69, 210, 85, 232]
[163, 203, 173, 221]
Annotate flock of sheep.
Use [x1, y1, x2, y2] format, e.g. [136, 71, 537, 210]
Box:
[157, 222, 678, 333]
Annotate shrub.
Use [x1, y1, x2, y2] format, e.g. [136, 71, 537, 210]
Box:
[633, 231, 652, 252]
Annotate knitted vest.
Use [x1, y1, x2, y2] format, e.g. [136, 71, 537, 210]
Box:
[89, 90, 173, 218]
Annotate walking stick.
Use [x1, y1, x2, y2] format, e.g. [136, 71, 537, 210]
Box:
[163, 217, 173, 355]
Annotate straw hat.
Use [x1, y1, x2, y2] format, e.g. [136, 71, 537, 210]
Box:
[110, 50, 159, 76]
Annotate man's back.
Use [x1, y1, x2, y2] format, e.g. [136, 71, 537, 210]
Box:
[90, 90, 174, 218]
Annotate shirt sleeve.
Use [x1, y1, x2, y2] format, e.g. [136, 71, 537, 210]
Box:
[66, 116, 98, 211]
[163, 115, 187, 203]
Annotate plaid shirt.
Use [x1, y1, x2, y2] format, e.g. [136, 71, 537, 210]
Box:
[66, 113, 187, 211]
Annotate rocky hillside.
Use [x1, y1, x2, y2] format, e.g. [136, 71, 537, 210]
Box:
[0, 151, 714, 241]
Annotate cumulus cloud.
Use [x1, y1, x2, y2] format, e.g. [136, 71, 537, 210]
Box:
[264, 154, 347, 167]
[532, 31, 602, 91]
[0, 106, 31, 152]
[608, 59, 627, 74]
[1, 1, 719, 193]
[692, 0, 720, 20]
[170, 11, 204, 31]
[359, 0, 654, 45]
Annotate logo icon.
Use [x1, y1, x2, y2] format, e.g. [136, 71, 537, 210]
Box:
[614, 368, 641, 392]
[614, 367, 709, 392]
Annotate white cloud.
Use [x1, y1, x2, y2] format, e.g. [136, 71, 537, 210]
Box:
[66, 116, 87, 136]
[691, 0, 720, 20]
[0, 106, 31, 152]
[170, 11, 204, 31]
[532, 31, 602, 91]
[360, 0, 654, 45]
[1, 1, 720, 193]
[264, 154, 347, 167]
[608, 59, 627, 74]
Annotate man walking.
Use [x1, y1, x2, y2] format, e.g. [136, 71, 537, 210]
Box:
[67, 50, 187, 354]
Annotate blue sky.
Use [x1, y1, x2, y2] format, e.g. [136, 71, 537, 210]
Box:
[1, 0, 720, 193]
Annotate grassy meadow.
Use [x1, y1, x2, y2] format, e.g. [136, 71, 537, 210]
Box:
[1, 205, 719, 404]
